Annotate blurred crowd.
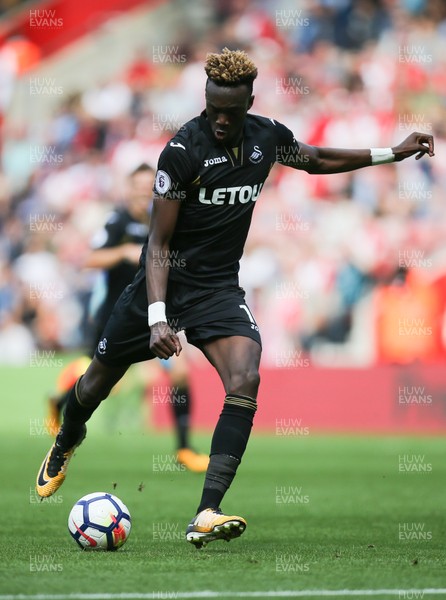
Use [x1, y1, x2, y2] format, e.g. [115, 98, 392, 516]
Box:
[1, 0, 446, 366]
[0, 0, 26, 15]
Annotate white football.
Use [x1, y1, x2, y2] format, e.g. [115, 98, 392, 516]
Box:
[68, 492, 131, 550]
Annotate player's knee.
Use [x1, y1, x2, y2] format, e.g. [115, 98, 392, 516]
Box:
[227, 366, 260, 397]
[78, 359, 127, 406]
[78, 373, 112, 406]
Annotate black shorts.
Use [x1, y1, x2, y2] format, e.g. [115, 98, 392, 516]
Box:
[94, 269, 262, 367]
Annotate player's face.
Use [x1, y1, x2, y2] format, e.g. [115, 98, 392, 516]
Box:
[205, 81, 254, 146]
[127, 171, 154, 221]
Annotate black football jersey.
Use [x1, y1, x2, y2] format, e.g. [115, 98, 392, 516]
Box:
[144, 111, 301, 289]
[91, 208, 149, 317]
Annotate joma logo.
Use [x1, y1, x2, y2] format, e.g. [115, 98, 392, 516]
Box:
[203, 156, 228, 167]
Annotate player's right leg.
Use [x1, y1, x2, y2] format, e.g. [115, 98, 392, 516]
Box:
[36, 358, 129, 498]
[46, 355, 92, 436]
[37, 267, 154, 498]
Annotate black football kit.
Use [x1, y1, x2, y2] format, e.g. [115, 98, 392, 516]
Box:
[95, 111, 301, 365]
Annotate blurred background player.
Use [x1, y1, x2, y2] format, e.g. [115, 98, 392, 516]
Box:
[47, 163, 208, 472]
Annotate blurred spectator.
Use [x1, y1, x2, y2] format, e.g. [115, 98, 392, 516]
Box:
[1, 0, 446, 365]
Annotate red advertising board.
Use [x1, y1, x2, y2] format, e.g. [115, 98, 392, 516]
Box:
[151, 364, 446, 434]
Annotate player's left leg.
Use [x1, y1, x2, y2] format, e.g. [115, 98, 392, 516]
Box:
[186, 335, 261, 547]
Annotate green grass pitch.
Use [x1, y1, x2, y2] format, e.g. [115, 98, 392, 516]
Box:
[0, 362, 445, 598]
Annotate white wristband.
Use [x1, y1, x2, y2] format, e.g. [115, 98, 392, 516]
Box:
[148, 302, 167, 327]
[370, 147, 395, 165]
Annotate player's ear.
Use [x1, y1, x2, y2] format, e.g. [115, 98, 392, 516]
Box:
[248, 95, 254, 110]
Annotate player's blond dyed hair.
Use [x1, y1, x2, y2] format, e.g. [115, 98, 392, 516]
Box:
[205, 48, 258, 90]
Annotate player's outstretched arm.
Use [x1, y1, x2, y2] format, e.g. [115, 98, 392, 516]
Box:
[146, 195, 182, 359]
[296, 132, 434, 175]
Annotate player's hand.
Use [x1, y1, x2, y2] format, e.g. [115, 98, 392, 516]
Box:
[122, 243, 142, 264]
[149, 322, 182, 359]
[392, 132, 434, 162]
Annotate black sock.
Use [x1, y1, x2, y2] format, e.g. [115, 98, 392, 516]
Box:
[196, 393, 257, 514]
[58, 377, 99, 449]
[171, 385, 190, 449]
